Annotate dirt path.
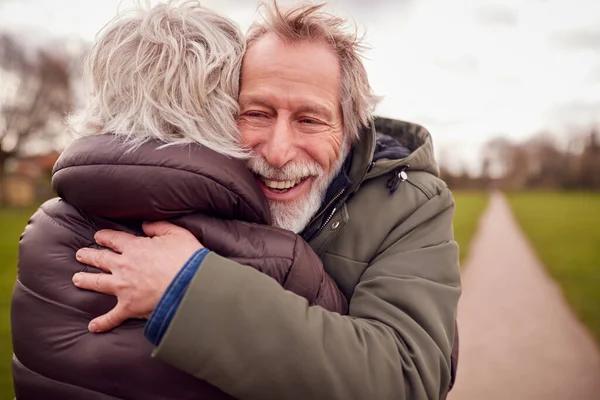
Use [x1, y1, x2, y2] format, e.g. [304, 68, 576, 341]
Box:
[448, 192, 600, 400]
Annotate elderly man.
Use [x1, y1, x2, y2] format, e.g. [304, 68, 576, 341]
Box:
[74, 2, 461, 399]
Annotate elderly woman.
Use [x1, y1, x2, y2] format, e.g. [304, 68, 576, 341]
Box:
[10, 2, 347, 399]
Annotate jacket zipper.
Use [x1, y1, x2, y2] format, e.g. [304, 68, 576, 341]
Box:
[306, 188, 345, 242]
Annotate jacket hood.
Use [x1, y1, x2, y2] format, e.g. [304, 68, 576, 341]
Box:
[52, 134, 270, 224]
[350, 117, 440, 187]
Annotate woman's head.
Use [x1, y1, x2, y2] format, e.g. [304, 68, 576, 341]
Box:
[69, 0, 247, 158]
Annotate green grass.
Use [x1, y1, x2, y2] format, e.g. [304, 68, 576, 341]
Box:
[453, 192, 489, 262]
[508, 192, 600, 344]
[0, 208, 35, 399]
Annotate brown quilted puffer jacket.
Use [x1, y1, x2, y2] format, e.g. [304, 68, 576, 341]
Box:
[11, 134, 348, 400]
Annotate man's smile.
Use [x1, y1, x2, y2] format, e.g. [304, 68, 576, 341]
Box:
[255, 175, 314, 201]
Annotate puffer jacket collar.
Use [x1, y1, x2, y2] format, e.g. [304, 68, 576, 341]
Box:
[52, 134, 271, 224]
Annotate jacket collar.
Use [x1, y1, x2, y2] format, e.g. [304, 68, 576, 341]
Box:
[347, 122, 377, 195]
[300, 117, 440, 239]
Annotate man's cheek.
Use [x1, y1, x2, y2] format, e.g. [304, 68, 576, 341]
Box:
[306, 143, 335, 174]
[240, 128, 268, 149]
[320, 152, 339, 175]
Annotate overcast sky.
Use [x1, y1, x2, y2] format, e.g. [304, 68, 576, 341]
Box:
[1, 0, 599, 172]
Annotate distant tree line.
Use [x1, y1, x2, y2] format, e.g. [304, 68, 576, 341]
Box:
[442, 128, 600, 191]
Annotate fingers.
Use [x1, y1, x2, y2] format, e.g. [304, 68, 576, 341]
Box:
[88, 305, 128, 333]
[143, 221, 204, 253]
[76, 248, 119, 272]
[72, 272, 116, 295]
[142, 221, 180, 237]
[94, 229, 137, 253]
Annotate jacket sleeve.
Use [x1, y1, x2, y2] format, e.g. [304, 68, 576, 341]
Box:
[155, 188, 461, 400]
[172, 215, 348, 314]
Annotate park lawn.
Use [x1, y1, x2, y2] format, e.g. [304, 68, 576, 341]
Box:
[453, 192, 488, 262]
[0, 207, 36, 399]
[508, 192, 600, 344]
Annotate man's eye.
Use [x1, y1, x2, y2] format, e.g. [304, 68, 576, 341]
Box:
[300, 118, 319, 125]
[245, 112, 265, 118]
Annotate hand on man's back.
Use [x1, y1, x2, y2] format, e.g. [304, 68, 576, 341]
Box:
[73, 221, 202, 333]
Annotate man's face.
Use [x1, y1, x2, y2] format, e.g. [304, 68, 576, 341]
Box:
[238, 33, 347, 233]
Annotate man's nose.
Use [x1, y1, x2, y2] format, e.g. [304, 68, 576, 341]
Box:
[260, 118, 298, 169]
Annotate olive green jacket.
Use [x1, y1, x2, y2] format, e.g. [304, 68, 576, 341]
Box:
[154, 118, 461, 400]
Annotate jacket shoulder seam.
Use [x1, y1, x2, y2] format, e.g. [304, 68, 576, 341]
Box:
[13, 355, 125, 399]
[38, 203, 93, 242]
[406, 175, 434, 199]
[15, 279, 94, 318]
[366, 189, 453, 266]
[323, 251, 368, 265]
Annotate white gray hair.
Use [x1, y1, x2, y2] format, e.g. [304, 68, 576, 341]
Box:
[68, 0, 248, 158]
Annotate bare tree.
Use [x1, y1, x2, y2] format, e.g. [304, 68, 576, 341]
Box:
[476, 128, 600, 191]
[578, 128, 600, 190]
[481, 137, 526, 190]
[0, 34, 72, 206]
[525, 133, 565, 189]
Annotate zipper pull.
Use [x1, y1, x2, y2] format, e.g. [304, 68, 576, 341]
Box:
[387, 165, 409, 194]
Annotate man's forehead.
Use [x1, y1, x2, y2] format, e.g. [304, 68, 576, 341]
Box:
[240, 36, 341, 106]
[242, 33, 340, 77]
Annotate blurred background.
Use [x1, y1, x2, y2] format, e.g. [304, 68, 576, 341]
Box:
[0, 0, 599, 398]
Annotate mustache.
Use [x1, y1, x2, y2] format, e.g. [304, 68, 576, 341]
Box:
[246, 157, 323, 181]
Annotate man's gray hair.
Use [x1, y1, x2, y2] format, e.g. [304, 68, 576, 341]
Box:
[247, 1, 380, 143]
[69, 0, 248, 158]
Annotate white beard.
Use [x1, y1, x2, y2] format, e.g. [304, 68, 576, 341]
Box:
[267, 168, 331, 233]
[247, 143, 350, 233]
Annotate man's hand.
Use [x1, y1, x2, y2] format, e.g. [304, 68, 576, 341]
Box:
[73, 221, 203, 333]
